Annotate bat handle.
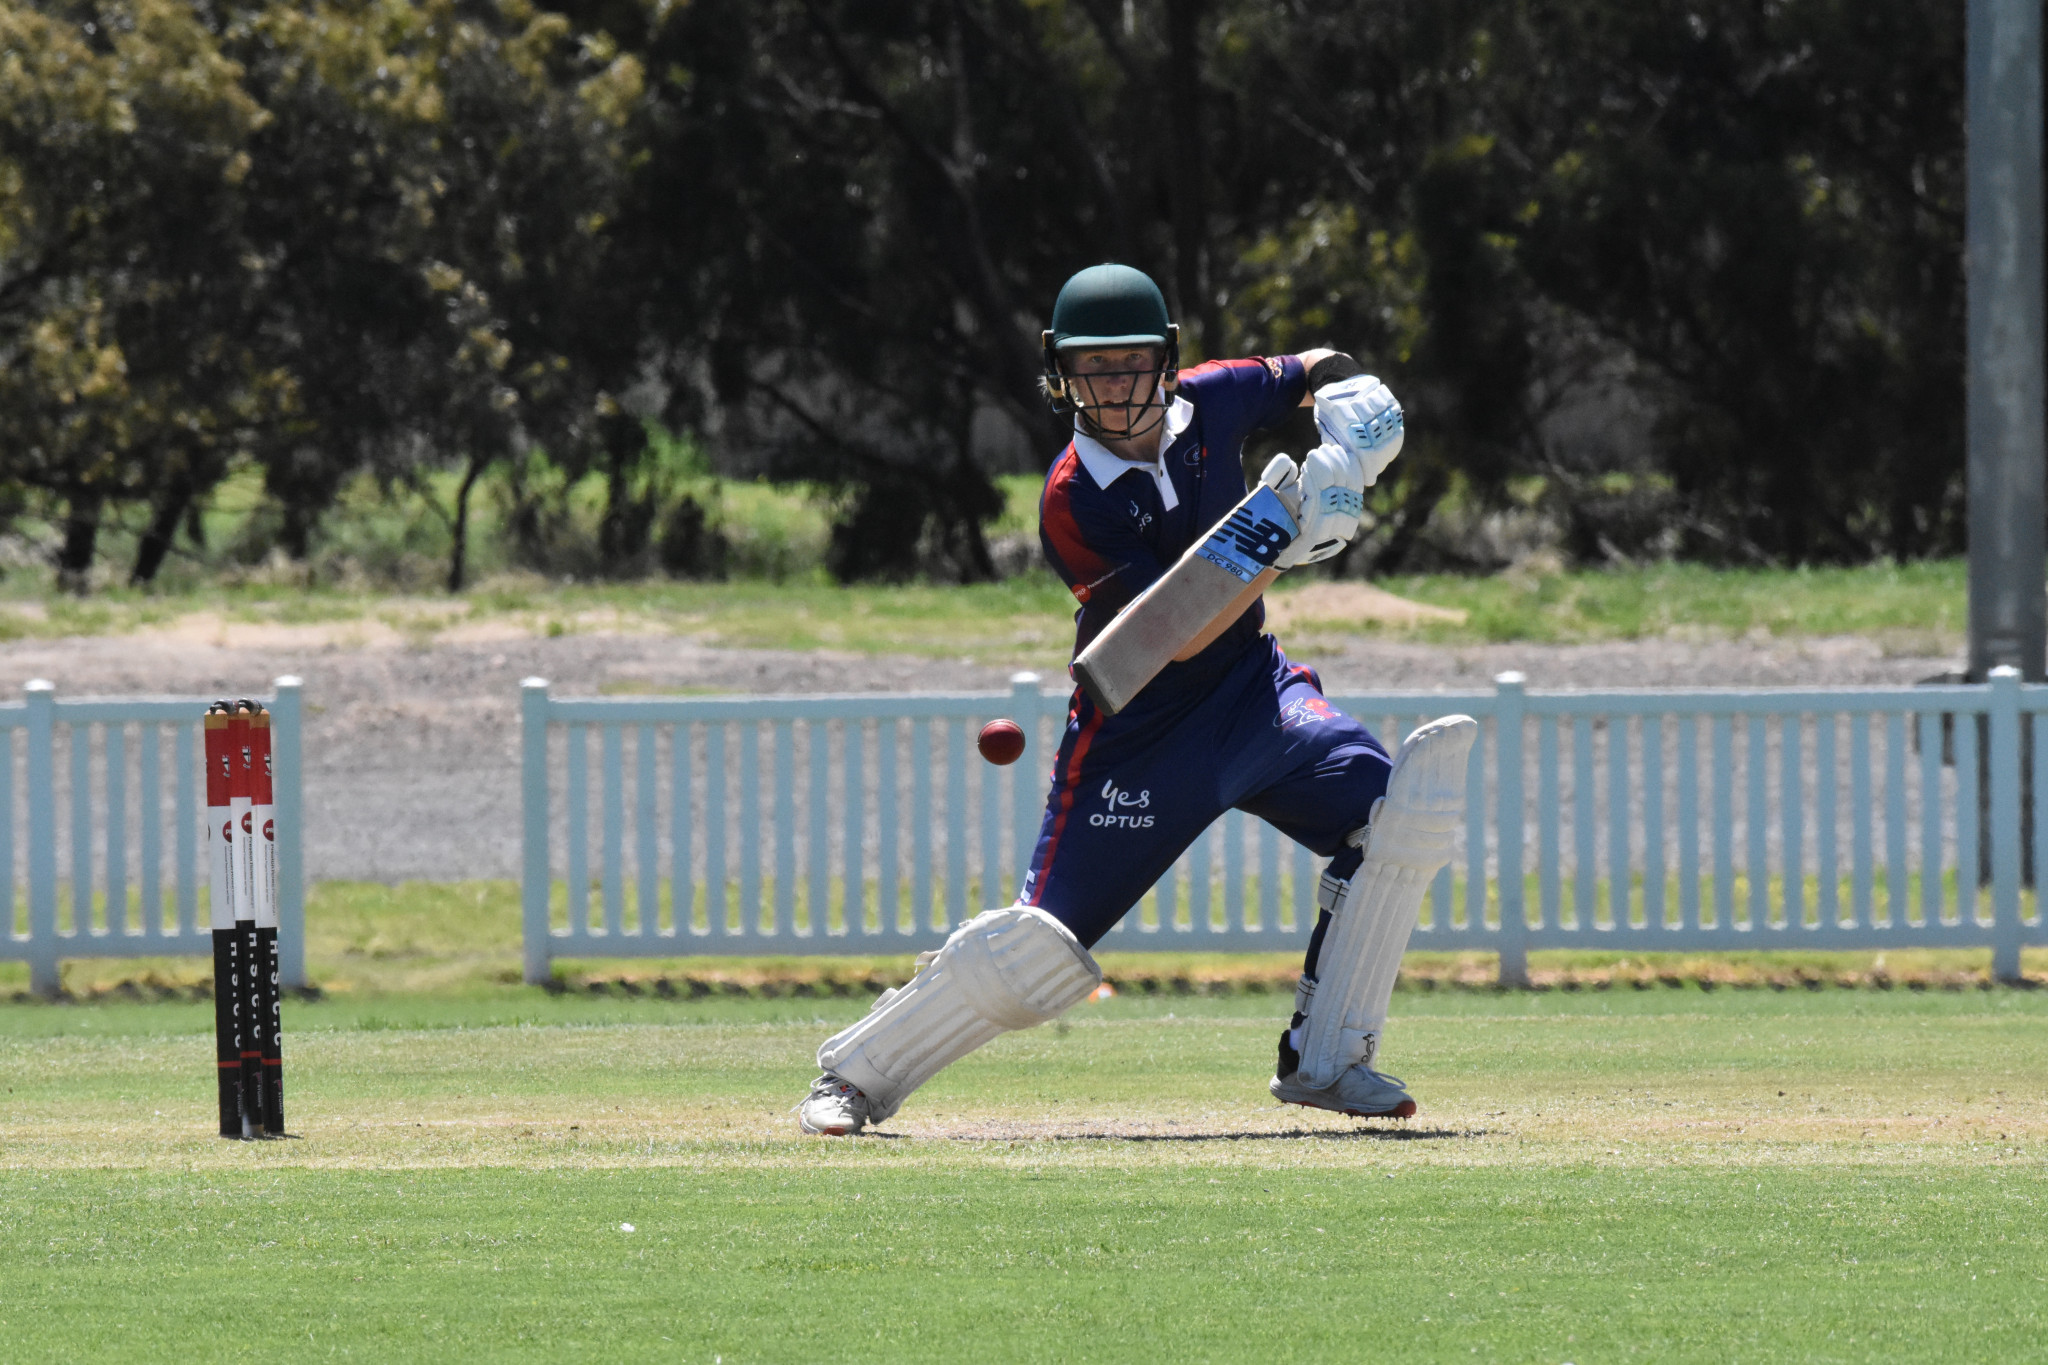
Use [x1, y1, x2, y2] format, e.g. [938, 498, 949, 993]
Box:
[1258, 453, 1304, 522]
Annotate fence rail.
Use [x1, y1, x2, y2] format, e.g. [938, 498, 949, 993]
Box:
[1, 677, 305, 997]
[519, 669, 2048, 983]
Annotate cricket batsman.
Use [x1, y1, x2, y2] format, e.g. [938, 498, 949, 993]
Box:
[798, 263, 1474, 1135]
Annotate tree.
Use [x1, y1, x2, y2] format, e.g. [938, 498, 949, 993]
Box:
[1471, 0, 1966, 561]
[0, 0, 1985, 588]
[228, 0, 647, 589]
[0, 0, 278, 586]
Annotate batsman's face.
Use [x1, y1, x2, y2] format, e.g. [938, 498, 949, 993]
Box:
[1066, 346, 1166, 413]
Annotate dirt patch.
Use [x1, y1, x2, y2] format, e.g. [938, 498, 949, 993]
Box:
[1266, 581, 1467, 630]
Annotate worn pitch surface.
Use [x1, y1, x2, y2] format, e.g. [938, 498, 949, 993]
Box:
[2, 989, 2043, 1360]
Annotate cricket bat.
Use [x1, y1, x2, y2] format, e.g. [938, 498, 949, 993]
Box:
[1072, 456, 1302, 715]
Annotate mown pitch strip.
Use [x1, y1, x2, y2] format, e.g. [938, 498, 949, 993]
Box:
[1, 990, 2042, 1361]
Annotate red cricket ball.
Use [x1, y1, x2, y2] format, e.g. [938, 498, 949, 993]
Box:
[977, 718, 1027, 766]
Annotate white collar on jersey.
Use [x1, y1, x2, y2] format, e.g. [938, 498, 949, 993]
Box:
[1071, 395, 1195, 512]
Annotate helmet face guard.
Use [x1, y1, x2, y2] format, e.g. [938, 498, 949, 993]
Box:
[1041, 263, 1181, 444]
[1042, 325, 1180, 443]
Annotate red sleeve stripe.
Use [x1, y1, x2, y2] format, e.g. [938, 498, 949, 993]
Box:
[1040, 446, 1112, 598]
[1024, 697, 1104, 907]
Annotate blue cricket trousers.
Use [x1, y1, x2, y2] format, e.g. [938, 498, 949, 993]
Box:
[1019, 635, 1391, 950]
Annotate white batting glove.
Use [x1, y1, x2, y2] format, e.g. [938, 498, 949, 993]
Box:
[1313, 375, 1405, 486]
[1275, 444, 1366, 569]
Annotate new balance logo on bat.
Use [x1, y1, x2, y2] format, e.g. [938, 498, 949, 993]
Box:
[1069, 479, 1301, 717]
[1222, 508, 1291, 563]
[1195, 487, 1297, 583]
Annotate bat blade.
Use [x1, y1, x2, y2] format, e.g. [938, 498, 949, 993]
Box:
[1072, 481, 1299, 715]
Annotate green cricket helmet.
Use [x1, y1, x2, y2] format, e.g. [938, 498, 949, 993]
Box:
[1042, 263, 1180, 441]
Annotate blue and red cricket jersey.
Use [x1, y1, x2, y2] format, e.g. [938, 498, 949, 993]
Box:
[1040, 356, 1306, 677]
[1021, 356, 1393, 948]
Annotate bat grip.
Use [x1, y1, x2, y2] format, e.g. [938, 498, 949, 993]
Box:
[1258, 453, 1304, 523]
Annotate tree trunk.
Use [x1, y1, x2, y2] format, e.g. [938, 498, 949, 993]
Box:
[56, 489, 103, 594]
[1363, 463, 1450, 576]
[446, 453, 488, 593]
[131, 476, 195, 587]
[279, 503, 313, 561]
[598, 411, 651, 575]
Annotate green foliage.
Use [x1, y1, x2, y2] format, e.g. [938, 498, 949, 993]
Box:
[0, 0, 1976, 592]
[0, 0, 278, 586]
[0, 0, 646, 591]
[1499, 0, 1967, 562]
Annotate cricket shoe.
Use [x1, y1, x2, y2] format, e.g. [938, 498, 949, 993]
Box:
[1270, 1065, 1418, 1120]
[796, 1073, 872, 1136]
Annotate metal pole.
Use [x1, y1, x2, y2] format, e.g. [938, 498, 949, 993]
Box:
[1966, 0, 2045, 957]
[1966, 0, 2046, 684]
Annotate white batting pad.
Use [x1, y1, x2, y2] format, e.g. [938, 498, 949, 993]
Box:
[817, 905, 1102, 1122]
[1296, 714, 1476, 1089]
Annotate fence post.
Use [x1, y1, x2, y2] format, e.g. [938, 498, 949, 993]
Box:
[24, 680, 58, 997]
[522, 678, 553, 984]
[1989, 666, 2024, 980]
[271, 676, 307, 989]
[1494, 673, 1529, 987]
[1010, 672, 1042, 900]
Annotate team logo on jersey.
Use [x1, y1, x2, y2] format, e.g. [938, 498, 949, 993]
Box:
[1264, 356, 1285, 380]
[1276, 696, 1339, 731]
[1090, 779, 1155, 828]
[1126, 501, 1154, 532]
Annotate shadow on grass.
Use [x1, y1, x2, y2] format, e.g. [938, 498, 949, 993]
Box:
[917, 1125, 1482, 1144]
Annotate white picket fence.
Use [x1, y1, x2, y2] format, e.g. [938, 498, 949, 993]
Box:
[0, 678, 306, 997]
[519, 670, 2046, 982]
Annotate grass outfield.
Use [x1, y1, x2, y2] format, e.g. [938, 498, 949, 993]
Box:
[11, 878, 2043, 1001]
[2, 986, 2043, 1361]
[0, 558, 1967, 661]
